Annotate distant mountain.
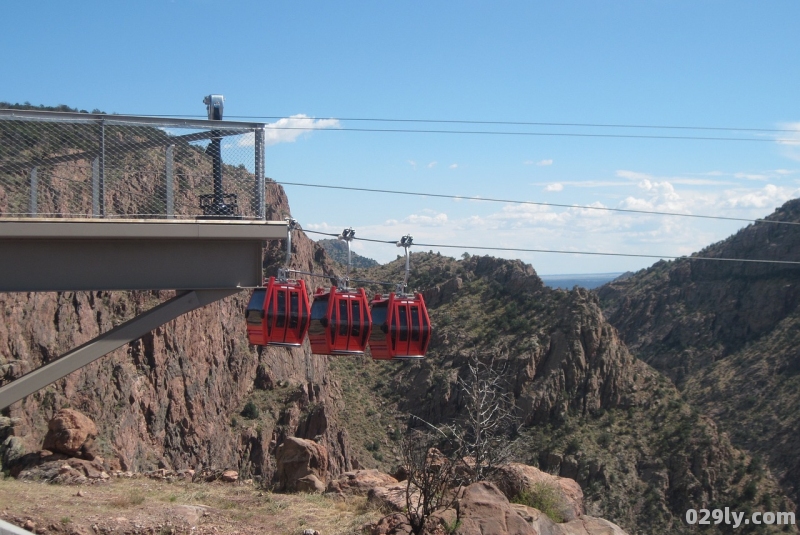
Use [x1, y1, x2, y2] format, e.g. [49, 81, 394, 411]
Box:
[598, 198, 800, 506]
[344, 252, 788, 534]
[540, 272, 625, 290]
[317, 238, 379, 268]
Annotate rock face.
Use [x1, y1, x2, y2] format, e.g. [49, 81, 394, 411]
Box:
[598, 198, 800, 505]
[275, 436, 329, 491]
[455, 482, 537, 535]
[0, 182, 353, 484]
[42, 409, 98, 457]
[367, 483, 419, 513]
[327, 469, 398, 495]
[359, 252, 791, 534]
[492, 463, 584, 521]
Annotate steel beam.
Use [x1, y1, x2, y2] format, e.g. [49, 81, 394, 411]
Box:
[0, 289, 239, 410]
[0, 219, 286, 292]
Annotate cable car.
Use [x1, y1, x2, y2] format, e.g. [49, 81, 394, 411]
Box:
[369, 292, 431, 360]
[308, 286, 372, 355]
[246, 276, 311, 347]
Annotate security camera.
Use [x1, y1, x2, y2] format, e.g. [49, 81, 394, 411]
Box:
[203, 94, 224, 120]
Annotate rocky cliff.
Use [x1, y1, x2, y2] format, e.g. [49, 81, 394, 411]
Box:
[598, 197, 800, 507]
[337, 253, 791, 534]
[0, 181, 356, 484]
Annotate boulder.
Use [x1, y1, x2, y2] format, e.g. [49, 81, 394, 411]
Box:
[364, 513, 412, 535]
[454, 481, 537, 535]
[221, 470, 238, 483]
[367, 483, 419, 512]
[297, 474, 326, 493]
[512, 504, 630, 535]
[492, 463, 584, 521]
[559, 516, 629, 535]
[275, 436, 329, 491]
[42, 409, 98, 457]
[327, 469, 398, 496]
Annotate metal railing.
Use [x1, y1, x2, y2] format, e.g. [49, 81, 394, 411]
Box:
[0, 109, 268, 220]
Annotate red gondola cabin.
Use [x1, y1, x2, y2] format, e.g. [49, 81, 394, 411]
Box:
[308, 286, 372, 355]
[369, 293, 431, 360]
[246, 277, 310, 347]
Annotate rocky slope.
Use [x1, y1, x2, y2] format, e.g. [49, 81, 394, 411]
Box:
[598, 198, 800, 505]
[317, 238, 380, 268]
[0, 179, 357, 484]
[331, 253, 792, 534]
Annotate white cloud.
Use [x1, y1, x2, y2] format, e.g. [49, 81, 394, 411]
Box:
[238, 114, 340, 147]
[427, 161, 437, 169]
[408, 160, 417, 170]
[776, 123, 800, 161]
[523, 160, 535, 165]
[776, 122, 800, 146]
[403, 212, 448, 226]
[734, 172, 769, 181]
[537, 159, 554, 166]
[616, 170, 652, 181]
[724, 184, 800, 209]
[617, 169, 733, 186]
[544, 183, 563, 192]
[449, 163, 458, 169]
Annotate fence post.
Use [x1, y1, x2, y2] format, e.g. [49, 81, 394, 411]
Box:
[254, 127, 266, 220]
[92, 157, 100, 217]
[166, 144, 175, 219]
[29, 167, 38, 216]
[98, 120, 105, 217]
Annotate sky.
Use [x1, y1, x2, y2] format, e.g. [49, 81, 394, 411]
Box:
[3, 1, 800, 274]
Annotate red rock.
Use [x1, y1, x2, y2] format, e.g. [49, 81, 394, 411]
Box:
[367, 483, 420, 513]
[296, 474, 325, 493]
[42, 409, 97, 457]
[492, 463, 584, 521]
[455, 482, 536, 535]
[221, 470, 238, 482]
[326, 469, 398, 496]
[275, 437, 328, 491]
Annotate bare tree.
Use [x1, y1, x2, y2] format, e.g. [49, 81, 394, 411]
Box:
[400, 424, 464, 535]
[454, 356, 520, 483]
[397, 358, 520, 533]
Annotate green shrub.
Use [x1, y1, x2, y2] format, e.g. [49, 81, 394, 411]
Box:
[512, 482, 566, 523]
[241, 401, 260, 420]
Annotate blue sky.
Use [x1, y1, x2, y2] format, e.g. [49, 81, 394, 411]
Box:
[3, 1, 800, 274]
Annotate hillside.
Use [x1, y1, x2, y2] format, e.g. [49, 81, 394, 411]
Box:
[322, 252, 792, 534]
[316, 238, 380, 268]
[1, 106, 795, 534]
[598, 198, 800, 505]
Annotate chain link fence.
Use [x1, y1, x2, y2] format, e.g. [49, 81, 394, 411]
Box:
[0, 110, 267, 220]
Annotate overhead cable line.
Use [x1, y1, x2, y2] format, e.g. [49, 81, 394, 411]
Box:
[263, 126, 786, 143]
[301, 229, 800, 266]
[275, 181, 800, 226]
[199, 114, 797, 134]
[133, 114, 794, 141]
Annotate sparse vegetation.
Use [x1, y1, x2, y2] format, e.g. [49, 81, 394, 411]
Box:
[512, 482, 567, 523]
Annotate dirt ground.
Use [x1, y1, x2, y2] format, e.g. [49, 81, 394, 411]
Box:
[0, 476, 383, 535]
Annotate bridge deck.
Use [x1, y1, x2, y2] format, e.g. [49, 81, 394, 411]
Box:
[0, 218, 286, 292]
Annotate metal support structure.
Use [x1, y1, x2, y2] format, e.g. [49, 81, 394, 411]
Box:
[28, 167, 37, 216]
[0, 289, 239, 410]
[337, 227, 355, 289]
[397, 234, 413, 294]
[98, 121, 106, 217]
[165, 144, 174, 218]
[92, 157, 100, 217]
[277, 218, 298, 281]
[254, 127, 266, 220]
[0, 219, 286, 292]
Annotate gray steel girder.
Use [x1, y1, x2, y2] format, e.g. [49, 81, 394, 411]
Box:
[0, 289, 239, 410]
